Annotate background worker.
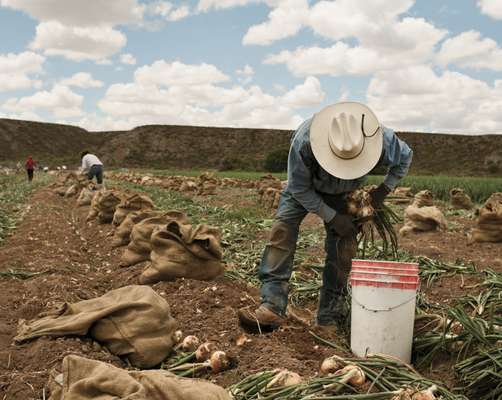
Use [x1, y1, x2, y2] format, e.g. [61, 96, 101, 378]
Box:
[238, 102, 413, 331]
[80, 151, 104, 185]
[25, 155, 37, 182]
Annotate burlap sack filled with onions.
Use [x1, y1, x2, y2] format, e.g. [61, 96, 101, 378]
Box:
[112, 210, 187, 249]
[15, 285, 177, 368]
[86, 190, 122, 223]
[76, 184, 98, 207]
[400, 205, 447, 236]
[139, 220, 223, 285]
[120, 213, 186, 267]
[413, 190, 434, 207]
[48, 355, 231, 400]
[112, 193, 155, 226]
[197, 172, 219, 195]
[449, 188, 473, 210]
[471, 192, 502, 243]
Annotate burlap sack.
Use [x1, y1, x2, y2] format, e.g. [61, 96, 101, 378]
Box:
[413, 190, 434, 207]
[139, 220, 223, 284]
[86, 189, 103, 220]
[53, 186, 68, 196]
[86, 190, 123, 223]
[120, 214, 186, 267]
[197, 172, 219, 195]
[471, 192, 502, 243]
[399, 205, 447, 236]
[180, 180, 198, 193]
[76, 185, 97, 207]
[450, 188, 473, 210]
[48, 355, 231, 400]
[15, 285, 177, 368]
[112, 193, 155, 226]
[112, 210, 187, 249]
[390, 187, 413, 204]
[262, 187, 282, 209]
[64, 184, 80, 198]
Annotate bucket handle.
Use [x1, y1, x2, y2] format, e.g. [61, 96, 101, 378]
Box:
[352, 293, 417, 312]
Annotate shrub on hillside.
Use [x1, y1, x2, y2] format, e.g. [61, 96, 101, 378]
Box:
[264, 148, 289, 172]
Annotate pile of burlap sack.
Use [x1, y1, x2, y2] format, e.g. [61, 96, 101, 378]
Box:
[449, 188, 474, 210]
[471, 192, 502, 243]
[48, 355, 231, 400]
[117, 210, 223, 285]
[400, 190, 447, 236]
[257, 174, 285, 209]
[51, 171, 89, 198]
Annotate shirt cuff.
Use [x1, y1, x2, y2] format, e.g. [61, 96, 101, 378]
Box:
[319, 202, 336, 223]
[383, 174, 401, 191]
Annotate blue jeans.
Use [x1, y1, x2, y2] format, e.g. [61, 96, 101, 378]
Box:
[259, 190, 356, 324]
[87, 165, 103, 184]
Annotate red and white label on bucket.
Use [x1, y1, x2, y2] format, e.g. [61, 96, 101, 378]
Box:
[349, 259, 419, 290]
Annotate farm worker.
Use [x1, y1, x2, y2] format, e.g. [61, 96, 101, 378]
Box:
[25, 155, 37, 182]
[80, 151, 104, 184]
[238, 102, 413, 331]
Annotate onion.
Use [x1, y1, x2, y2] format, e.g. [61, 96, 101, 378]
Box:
[209, 351, 230, 373]
[195, 342, 215, 361]
[412, 385, 437, 400]
[266, 370, 303, 388]
[319, 356, 343, 376]
[172, 330, 183, 344]
[180, 335, 200, 352]
[335, 365, 366, 386]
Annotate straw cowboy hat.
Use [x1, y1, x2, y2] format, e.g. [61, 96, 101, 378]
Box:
[310, 102, 383, 180]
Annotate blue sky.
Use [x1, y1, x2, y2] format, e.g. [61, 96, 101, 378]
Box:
[0, 0, 501, 133]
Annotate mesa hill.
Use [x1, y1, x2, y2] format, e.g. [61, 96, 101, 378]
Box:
[1, 118, 501, 176]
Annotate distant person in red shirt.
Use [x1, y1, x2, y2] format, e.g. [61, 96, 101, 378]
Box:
[25, 156, 37, 182]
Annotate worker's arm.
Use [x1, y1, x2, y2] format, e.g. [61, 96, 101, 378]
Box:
[287, 123, 336, 223]
[381, 128, 413, 190]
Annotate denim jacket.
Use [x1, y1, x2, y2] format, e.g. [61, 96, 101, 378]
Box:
[286, 118, 413, 222]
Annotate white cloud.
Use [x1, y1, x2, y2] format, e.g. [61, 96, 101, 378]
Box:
[0, 0, 144, 26]
[437, 30, 502, 71]
[135, 60, 230, 86]
[281, 76, 324, 107]
[243, 0, 309, 45]
[3, 85, 83, 118]
[0, 51, 45, 92]
[236, 64, 254, 84]
[96, 59, 324, 130]
[367, 65, 502, 133]
[478, 0, 502, 20]
[197, 0, 259, 12]
[120, 53, 137, 65]
[29, 21, 126, 62]
[60, 72, 103, 88]
[148, 1, 191, 21]
[168, 5, 190, 21]
[258, 0, 445, 78]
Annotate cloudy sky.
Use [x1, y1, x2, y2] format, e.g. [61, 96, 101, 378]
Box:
[0, 0, 501, 133]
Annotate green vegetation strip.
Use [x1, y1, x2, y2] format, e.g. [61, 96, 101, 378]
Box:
[0, 174, 50, 243]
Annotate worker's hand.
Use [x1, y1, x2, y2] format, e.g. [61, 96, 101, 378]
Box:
[370, 183, 391, 209]
[327, 213, 357, 237]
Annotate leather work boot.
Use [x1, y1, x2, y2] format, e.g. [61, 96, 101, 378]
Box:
[238, 305, 284, 332]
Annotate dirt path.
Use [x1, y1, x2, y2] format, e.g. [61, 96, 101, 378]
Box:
[0, 187, 337, 400]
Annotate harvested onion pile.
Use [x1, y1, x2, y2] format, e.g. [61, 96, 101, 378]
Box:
[346, 187, 400, 257]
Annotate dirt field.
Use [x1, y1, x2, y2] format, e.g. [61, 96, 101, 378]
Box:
[0, 179, 500, 399]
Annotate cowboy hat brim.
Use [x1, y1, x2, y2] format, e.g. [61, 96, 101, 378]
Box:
[310, 102, 383, 180]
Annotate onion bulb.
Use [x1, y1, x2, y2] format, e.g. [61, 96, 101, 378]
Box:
[209, 351, 230, 373]
[266, 370, 303, 388]
[319, 356, 343, 376]
[335, 365, 366, 386]
[195, 342, 215, 362]
[172, 330, 183, 344]
[412, 385, 437, 400]
[180, 335, 200, 352]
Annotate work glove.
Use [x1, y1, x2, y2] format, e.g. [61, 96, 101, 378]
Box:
[370, 183, 391, 209]
[327, 213, 357, 237]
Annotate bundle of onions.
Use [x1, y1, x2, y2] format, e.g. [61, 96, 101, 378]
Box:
[346, 187, 400, 257]
[319, 356, 344, 376]
[178, 335, 200, 352]
[391, 385, 438, 400]
[266, 370, 303, 388]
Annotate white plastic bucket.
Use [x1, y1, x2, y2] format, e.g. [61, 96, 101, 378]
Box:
[349, 259, 419, 363]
